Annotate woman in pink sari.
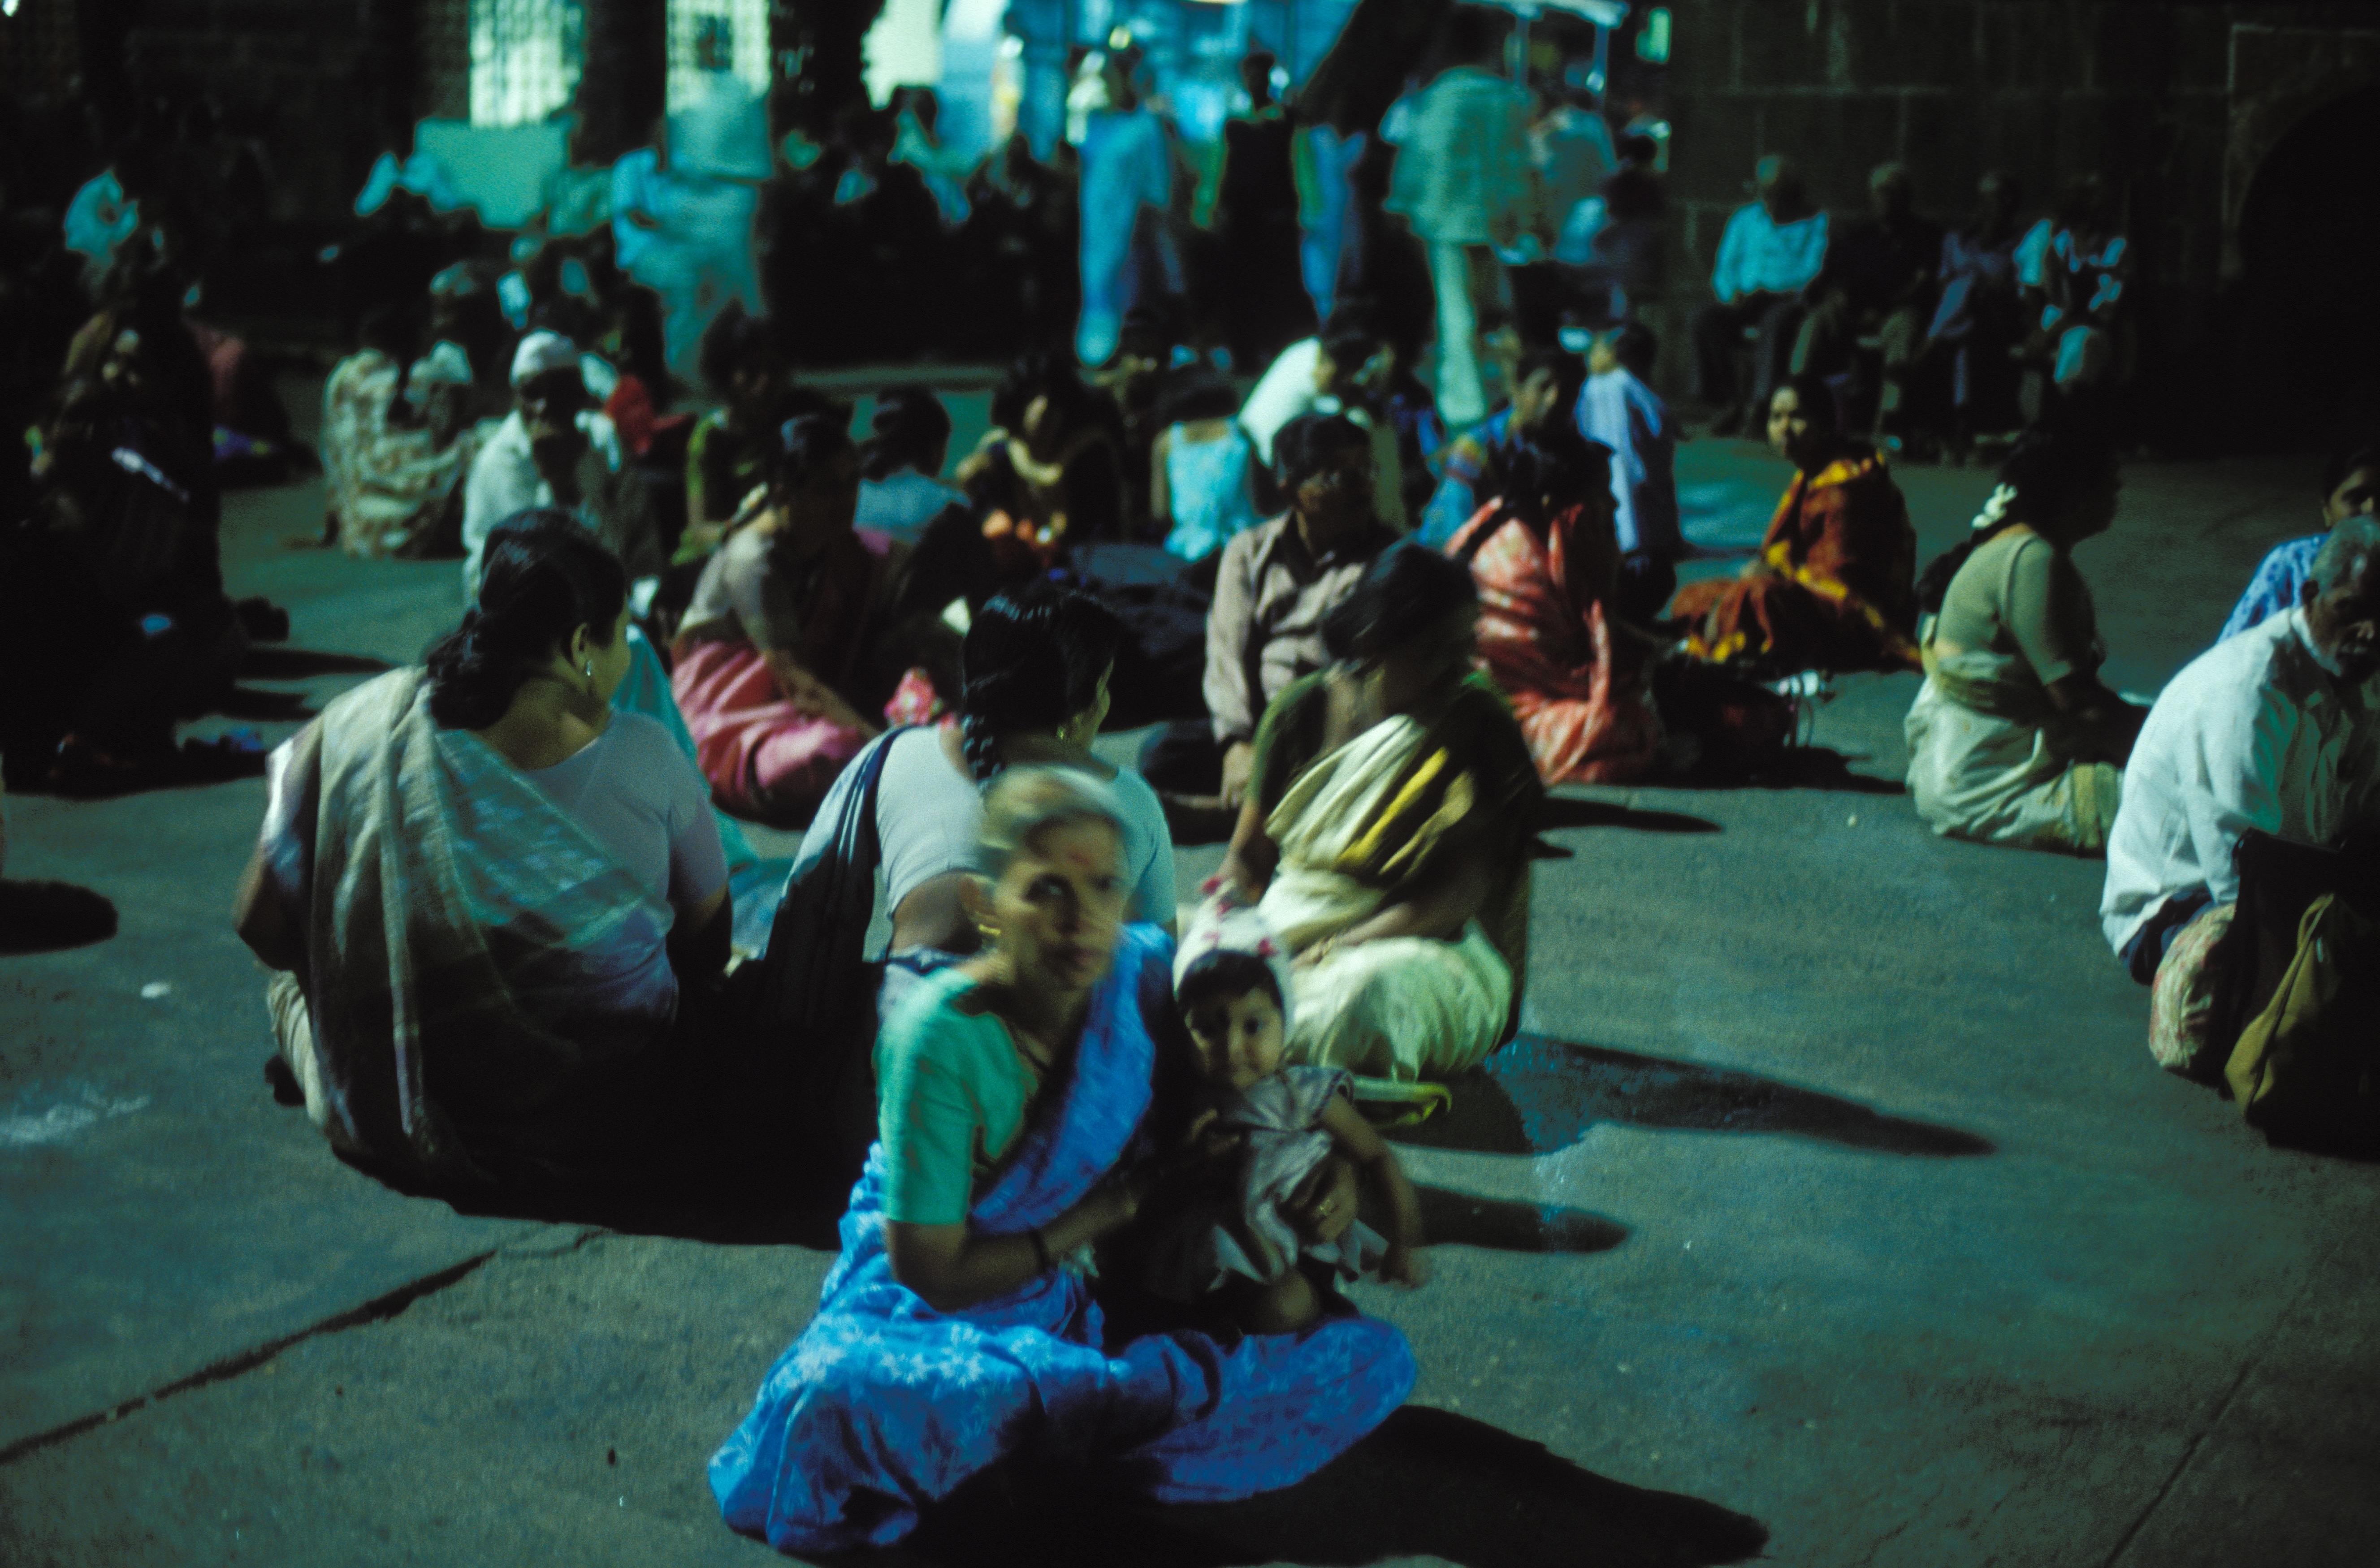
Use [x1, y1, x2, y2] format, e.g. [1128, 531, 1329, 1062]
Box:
[671, 415, 893, 826]
[1445, 428, 1662, 786]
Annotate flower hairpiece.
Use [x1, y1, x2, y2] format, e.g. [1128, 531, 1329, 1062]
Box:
[1970, 484, 2017, 532]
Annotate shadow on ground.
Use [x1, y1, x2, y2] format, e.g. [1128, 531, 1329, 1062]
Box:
[1667, 744, 1905, 795]
[1396, 1035, 1995, 1159]
[1536, 797, 1722, 835]
[889, 1406, 1768, 1568]
[1416, 1184, 1628, 1253]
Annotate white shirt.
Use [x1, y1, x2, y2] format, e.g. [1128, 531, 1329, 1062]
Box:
[2100, 608, 2380, 955]
[1238, 338, 1324, 466]
[1383, 67, 1541, 247]
[461, 407, 624, 595]
[797, 728, 1178, 937]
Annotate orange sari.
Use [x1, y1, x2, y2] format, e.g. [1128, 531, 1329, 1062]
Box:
[1448, 501, 1662, 786]
[1668, 450, 1920, 674]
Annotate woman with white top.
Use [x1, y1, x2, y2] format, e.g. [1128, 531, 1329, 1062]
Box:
[795, 581, 1177, 1021]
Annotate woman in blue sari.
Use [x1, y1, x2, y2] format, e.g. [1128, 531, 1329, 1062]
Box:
[710, 768, 1415, 1554]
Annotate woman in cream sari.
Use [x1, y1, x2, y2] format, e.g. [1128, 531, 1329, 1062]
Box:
[1904, 421, 2143, 853]
[1214, 544, 1542, 1107]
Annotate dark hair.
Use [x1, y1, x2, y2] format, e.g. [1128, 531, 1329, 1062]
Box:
[2320, 432, 2380, 503]
[425, 512, 627, 730]
[1915, 419, 2117, 613]
[1442, 5, 1503, 63]
[698, 301, 780, 399]
[861, 385, 952, 481]
[1515, 345, 1588, 408]
[1176, 950, 1283, 1016]
[1501, 428, 1614, 529]
[990, 349, 1099, 437]
[1772, 371, 1839, 434]
[958, 583, 1127, 781]
[1601, 321, 1656, 377]
[358, 302, 417, 362]
[1318, 324, 1383, 381]
[1273, 411, 1370, 491]
[1323, 542, 1478, 663]
[772, 411, 857, 489]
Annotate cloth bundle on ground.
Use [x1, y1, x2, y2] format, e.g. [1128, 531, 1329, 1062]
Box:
[1247, 674, 1541, 1102]
[1669, 449, 1920, 675]
[2146, 833, 2380, 1145]
[256, 668, 707, 1188]
[1447, 499, 1662, 786]
[708, 926, 1414, 1555]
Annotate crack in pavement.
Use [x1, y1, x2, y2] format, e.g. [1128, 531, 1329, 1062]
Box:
[2095, 1250, 2325, 1568]
[0, 1227, 603, 1468]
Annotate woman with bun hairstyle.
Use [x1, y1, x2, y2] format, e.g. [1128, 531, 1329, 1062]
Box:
[792, 580, 1176, 1022]
[671, 412, 898, 827]
[1904, 419, 2142, 853]
[232, 514, 732, 1188]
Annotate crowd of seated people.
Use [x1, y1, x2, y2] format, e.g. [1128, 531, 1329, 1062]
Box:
[12, 25, 2380, 1550]
[1686, 153, 2138, 460]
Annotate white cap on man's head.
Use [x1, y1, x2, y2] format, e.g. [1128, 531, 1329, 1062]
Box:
[510, 330, 583, 389]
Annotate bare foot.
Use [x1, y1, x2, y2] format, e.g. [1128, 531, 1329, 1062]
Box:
[1232, 1269, 1322, 1335]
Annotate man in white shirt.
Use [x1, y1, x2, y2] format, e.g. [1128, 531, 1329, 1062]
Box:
[1578, 320, 1683, 624]
[461, 331, 662, 597]
[2102, 517, 2380, 985]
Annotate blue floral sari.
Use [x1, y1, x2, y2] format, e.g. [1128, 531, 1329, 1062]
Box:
[708, 925, 1415, 1554]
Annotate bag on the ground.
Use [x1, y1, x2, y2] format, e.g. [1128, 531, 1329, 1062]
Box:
[2224, 892, 2380, 1141]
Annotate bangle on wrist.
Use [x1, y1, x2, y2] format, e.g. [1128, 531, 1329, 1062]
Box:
[1028, 1228, 1052, 1273]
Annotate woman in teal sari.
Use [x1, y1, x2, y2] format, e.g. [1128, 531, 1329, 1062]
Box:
[710, 769, 1415, 1555]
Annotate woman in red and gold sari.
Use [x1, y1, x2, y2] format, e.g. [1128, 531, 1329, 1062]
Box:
[1445, 428, 1663, 785]
[1668, 373, 1921, 675]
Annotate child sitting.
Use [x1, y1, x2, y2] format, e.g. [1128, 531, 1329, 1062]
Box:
[1143, 899, 1430, 1334]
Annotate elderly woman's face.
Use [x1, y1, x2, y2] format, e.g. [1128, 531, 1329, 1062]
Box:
[992, 819, 1127, 998]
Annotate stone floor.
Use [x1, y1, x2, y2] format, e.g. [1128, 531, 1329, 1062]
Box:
[3, 382, 2376, 1567]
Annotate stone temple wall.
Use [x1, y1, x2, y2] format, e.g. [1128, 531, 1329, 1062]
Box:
[1656, 0, 2380, 417]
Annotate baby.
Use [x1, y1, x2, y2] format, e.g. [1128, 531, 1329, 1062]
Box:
[1144, 896, 1429, 1334]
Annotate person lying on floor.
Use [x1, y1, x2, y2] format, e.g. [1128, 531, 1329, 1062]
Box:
[1904, 419, 2143, 855]
[2101, 515, 2380, 1073]
[233, 517, 731, 1190]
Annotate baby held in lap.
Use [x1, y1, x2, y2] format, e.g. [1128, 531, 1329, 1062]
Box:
[1144, 906, 1429, 1334]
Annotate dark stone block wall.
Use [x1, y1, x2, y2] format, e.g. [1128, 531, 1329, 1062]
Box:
[1659, 0, 2380, 424]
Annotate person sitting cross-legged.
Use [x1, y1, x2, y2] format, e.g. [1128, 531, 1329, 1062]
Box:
[1666, 373, 1921, 677]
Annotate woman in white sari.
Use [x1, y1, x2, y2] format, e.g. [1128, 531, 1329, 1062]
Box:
[1213, 544, 1541, 1112]
[1904, 421, 2144, 855]
[233, 518, 731, 1189]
